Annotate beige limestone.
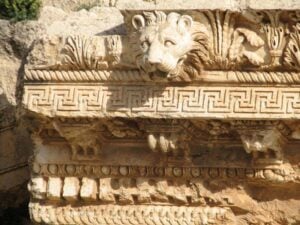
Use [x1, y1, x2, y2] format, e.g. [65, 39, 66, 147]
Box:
[28, 177, 47, 200]
[42, 0, 300, 11]
[0, 3, 125, 211]
[80, 177, 97, 200]
[0, 1, 300, 224]
[23, 5, 300, 224]
[47, 177, 62, 200]
[62, 177, 80, 201]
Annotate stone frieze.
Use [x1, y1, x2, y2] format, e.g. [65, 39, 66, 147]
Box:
[26, 10, 300, 81]
[24, 84, 300, 119]
[23, 8, 300, 225]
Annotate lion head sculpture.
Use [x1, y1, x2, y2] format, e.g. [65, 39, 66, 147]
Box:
[131, 11, 209, 81]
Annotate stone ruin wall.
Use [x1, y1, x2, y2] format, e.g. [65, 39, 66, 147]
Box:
[1, 0, 300, 224]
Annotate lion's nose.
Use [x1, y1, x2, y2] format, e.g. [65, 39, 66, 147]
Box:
[149, 62, 159, 67]
[148, 57, 162, 66]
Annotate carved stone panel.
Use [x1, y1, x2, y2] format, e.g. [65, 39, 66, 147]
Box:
[23, 6, 300, 225]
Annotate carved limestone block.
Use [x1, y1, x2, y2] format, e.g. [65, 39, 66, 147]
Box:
[80, 177, 98, 200]
[62, 177, 80, 201]
[131, 11, 208, 81]
[238, 124, 288, 164]
[142, 120, 192, 157]
[25, 10, 300, 80]
[52, 121, 103, 160]
[28, 177, 47, 200]
[135, 178, 152, 203]
[284, 23, 300, 70]
[259, 11, 288, 68]
[21, 6, 300, 225]
[29, 203, 236, 225]
[47, 177, 62, 200]
[99, 178, 115, 203]
[23, 82, 300, 119]
[28, 35, 127, 70]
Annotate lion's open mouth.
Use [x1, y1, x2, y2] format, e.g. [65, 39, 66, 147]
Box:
[149, 57, 186, 79]
[149, 70, 168, 79]
[166, 57, 185, 79]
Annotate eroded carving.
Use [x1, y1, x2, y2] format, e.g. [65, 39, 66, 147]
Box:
[239, 129, 286, 164]
[142, 120, 192, 157]
[235, 121, 290, 164]
[202, 11, 264, 69]
[29, 203, 235, 225]
[62, 36, 106, 70]
[131, 11, 209, 81]
[53, 120, 103, 160]
[262, 11, 288, 68]
[284, 23, 300, 70]
[22, 8, 300, 225]
[30, 163, 299, 183]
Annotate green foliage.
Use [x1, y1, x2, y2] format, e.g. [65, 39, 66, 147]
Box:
[0, 0, 41, 21]
[76, 0, 99, 11]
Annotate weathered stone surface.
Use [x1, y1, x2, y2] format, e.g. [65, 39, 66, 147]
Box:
[1, 1, 300, 224]
[0, 50, 31, 212]
[39, 6, 125, 36]
[42, 0, 300, 11]
[0, 3, 125, 213]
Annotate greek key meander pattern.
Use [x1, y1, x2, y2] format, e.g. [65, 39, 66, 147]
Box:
[29, 203, 234, 225]
[24, 84, 300, 119]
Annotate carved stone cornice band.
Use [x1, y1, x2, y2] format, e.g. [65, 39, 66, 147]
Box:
[24, 8, 300, 225]
[25, 69, 300, 84]
[24, 84, 300, 119]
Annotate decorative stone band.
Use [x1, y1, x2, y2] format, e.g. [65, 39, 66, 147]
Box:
[29, 202, 235, 225]
[25, 69, 300, 84]
[24, 70, 151, 83]
[23, 84, 300, 119]
[31, 163, 297, 182]
[28, 170, 297, 203]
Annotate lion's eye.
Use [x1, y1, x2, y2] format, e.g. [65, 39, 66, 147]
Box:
[164, 40, 176, 47]
[141, 40, 149, 50]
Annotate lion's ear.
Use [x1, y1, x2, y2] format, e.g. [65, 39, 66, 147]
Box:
[132, 15, 145, 30]
[177, 15, 193, 32]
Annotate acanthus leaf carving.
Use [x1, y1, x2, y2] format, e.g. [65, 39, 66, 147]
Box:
[261, 11, 289, 69]
[21, 8, 300, 225]
[202, 10, 265, 69]
[62, 36, 103, 70]
[284, 23, 300, 70]
[25, 10, 300, 83]
[31, 35, 126, 71]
